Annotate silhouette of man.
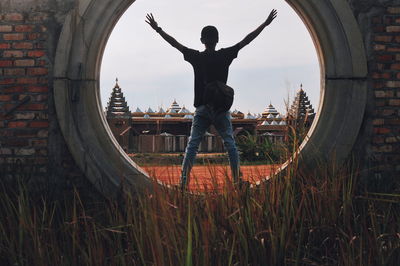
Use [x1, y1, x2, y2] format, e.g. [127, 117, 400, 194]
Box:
[146, 10, 277, 189]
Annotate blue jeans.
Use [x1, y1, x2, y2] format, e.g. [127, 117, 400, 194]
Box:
[181, 105, 240, 187]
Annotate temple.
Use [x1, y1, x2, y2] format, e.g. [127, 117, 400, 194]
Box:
[105, 79, 315, 153]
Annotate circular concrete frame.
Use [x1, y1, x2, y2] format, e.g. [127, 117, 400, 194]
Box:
[54, 0, 367, 196]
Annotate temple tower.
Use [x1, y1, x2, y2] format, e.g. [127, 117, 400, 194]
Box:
[105, 79, 132, 152]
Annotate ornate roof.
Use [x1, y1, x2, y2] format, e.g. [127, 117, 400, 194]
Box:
[106, 78, 131, 118]
[288, 84, 316, 120]
[179, 106, 191, 114]
[167, 99, 181, 113]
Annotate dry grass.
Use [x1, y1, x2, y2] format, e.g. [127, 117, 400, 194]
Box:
[0, 161, 399, 265]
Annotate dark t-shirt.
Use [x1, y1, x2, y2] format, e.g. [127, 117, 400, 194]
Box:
[182, 44, 240, 107]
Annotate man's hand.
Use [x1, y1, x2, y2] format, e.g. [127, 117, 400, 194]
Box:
[146, 13, 160, 31]
[265, 9, 278, 26]
[145, 13, 186, 52]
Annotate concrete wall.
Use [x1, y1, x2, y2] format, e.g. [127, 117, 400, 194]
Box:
[0, 0, 399, 193]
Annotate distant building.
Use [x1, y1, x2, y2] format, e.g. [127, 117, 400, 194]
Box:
[105, 79, 315, 153]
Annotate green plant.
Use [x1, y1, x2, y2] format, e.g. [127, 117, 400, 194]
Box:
[237, 131, 284, 163]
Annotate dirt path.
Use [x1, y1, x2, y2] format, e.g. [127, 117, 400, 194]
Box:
[142, 164, 280, 191]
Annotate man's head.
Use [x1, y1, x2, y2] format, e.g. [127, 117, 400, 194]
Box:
[201, 25, 219, 46]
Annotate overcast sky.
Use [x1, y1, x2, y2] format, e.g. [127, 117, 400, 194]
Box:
[100, 0, 320, 115]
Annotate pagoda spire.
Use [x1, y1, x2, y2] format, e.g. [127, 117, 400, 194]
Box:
[106, 79, 131, 118]
[287, 84, 315, 124]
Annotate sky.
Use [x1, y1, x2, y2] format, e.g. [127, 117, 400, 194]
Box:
[100, 0, 320, 115]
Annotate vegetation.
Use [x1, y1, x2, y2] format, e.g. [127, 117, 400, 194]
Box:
[237, 132, 285, 164]
[1, 160, 399, 265]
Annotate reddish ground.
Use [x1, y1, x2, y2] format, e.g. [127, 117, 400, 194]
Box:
[142, 164, 280, 191]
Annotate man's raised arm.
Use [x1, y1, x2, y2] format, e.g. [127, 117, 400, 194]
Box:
[236, 9, 277, 50]
[146, 13, 186, 52]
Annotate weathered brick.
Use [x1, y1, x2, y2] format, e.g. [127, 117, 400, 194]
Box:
[38, 77, 48, 84]
[3, 13, 24, 22]
[15, 148, 36, 156]
[12, 42, 33, 49]
[372, 119, 384, 125]
[386, 118, 400, 125]
[3, 50, 24, 58]
[33, 94, 48, 102]
[373, 26, 386, 32]
[373, 136, 385, 144]
[387, 81, 400, 87]
[37, 149, 47, 156]
[15, 25, 35, 32]
[373, 44, 386, 51]
[27, 33, 41, 40]
[26, 86, 48, 93]
[14, 113, 36, 120]
[0, 148, 13, 155]
[27, 50, 45, 58]
[0, 25, 13, 32]
[388, 47, 400, 52]
[374, 127, 391, 134]
[27, 67, 48, 76]
[375, 91, 386, 98]
[388, 7, 400, 14]
[3, 33, 24, 41]
[3, 86, 24, 93]
[377, 55, 394, 61]
[4, 68, 25, 76]
[6, 138, 29, 147]
[17, 77, 37, 84]
[30, 139, 47, 147]
[389, 99, 400, 106]
[372, 72, 392, 79]
[37, 130, 48, 138]
[374, 35, 393, 42]
[28, 13, 48, 22]
[373, 82, 385, 89]
[0, 60, 13, 67]
[30, 121, 49, 128]
[22, 103, 47, 111]
[387, 26, 400, 32]
[14, 59, 34, 67]
[0, 78, 15, 85]
[0, 95, 12, 101]
[36, 60, 47, 66]
[372, 145, 393, 153]
[391, 63, 400, 70]
[0, 43, 11, 49]
[8, 121, 28, 128]
[35, 42, 45, 49]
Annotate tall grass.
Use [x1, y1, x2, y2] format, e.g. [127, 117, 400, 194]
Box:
[1, 161, 399, 265]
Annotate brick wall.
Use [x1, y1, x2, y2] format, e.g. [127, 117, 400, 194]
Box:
[0, 10, 88, 195]
[369, 6, 400, 180]
[0, 12, 50, 175]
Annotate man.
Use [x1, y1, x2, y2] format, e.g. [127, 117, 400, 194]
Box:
[146, 10, 277, 189]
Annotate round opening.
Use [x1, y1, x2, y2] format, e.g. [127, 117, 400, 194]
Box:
[53, 0, 367, 196]
[100, 0, 321, 191]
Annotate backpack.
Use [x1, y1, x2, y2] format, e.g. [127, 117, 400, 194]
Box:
[203, 81, 234, 112]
